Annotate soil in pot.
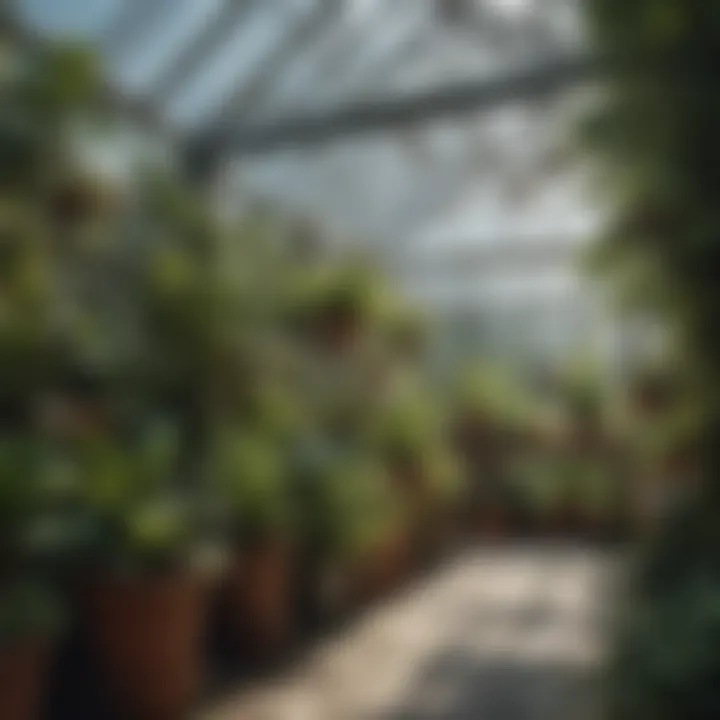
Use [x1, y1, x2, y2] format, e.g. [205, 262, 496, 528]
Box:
[222, 543, 294, 666]
[0, 639, 54, 720]
[82, 572, 211, 720]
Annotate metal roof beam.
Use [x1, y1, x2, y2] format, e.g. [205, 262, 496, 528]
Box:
[150, 0, 263, 106]
[399, 237, 584, 276]
[188, 53, 601, 160]
[201, 0, 342, 130]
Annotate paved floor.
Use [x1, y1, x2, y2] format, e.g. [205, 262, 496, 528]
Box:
[202, 544, 619, 720]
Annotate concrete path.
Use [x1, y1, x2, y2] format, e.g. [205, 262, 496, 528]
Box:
[202, 544, 619, 720]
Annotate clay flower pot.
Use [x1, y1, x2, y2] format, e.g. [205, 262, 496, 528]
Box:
[0, 639, 55, 720]
[83, 572, 211, 720]
[223, 543, 294, 663]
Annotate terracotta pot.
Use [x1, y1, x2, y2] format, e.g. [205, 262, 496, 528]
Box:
[0, 639, 54, 720]
[223, 543, 294, 663]
[83, 572, 211, 720]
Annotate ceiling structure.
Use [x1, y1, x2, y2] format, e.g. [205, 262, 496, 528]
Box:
[8, 0, 608, 359]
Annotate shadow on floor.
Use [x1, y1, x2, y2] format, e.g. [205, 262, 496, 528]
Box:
[376, 647, 601, 720]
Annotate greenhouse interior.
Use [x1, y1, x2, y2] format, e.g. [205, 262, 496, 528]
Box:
[2, 1, 719, 718]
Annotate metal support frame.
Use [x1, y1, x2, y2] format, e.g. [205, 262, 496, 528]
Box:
[150, 0, 262, 105]
[188, 53, 601, 163]
[200, 0, 342, 131]
[400, 236, 584, 277]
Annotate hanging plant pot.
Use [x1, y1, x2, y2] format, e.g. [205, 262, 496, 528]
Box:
[82, 572, 212, 720]
[222, 542, 294, 664]
[0, 639, 55, 720]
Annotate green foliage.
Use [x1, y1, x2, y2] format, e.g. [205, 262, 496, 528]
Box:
[423, 445, 466, 505]
[585, 3, 720, 717]
[456, 363, 533, 430]
[0, 577, 64, 643]
[291, 442, 404, 562]
[611, 527, 720, 720]
[211, 428, 291, 544]
[71, 425, 221, 574]
[586, 0, 720, 412]
[285, 263, 384, 339]
[0, 437, 87, 566]
[0, 35, 463, 596]
[370, 394, 441, 464]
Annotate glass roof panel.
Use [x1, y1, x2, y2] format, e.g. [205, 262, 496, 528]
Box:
[16, 0, 115, 37]
[120, 0, 225, 93]
[110, 0, 210, 92]
[11, 0, 600, 310]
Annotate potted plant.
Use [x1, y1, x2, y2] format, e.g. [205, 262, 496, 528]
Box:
[212, 428, 295, 664]
[73, 427, 223, 720]
[0, 578, 64, 720]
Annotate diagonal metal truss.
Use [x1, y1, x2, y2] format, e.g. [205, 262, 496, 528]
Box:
[200, 0, 343, 131]
[188, 52, 599, 160]
[149, 0, 263, 106]
[7, 0, 604, 294]
[101, 0, 177, 58]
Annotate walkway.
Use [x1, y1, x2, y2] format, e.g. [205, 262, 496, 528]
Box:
[203, 544, 619, 720]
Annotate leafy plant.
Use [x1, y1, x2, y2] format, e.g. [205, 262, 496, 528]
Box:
[291, 441, 404, 563]
[0, 436, 87, 569]
[211, 427, 291, 546]
[72, 425, 222, 575]
[0, 577, 64, 643]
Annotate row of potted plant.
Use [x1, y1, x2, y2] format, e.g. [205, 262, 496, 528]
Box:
[0, 408, 466, 719]
[450, 361, 634, 540]
[1, 40, 468, 720]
